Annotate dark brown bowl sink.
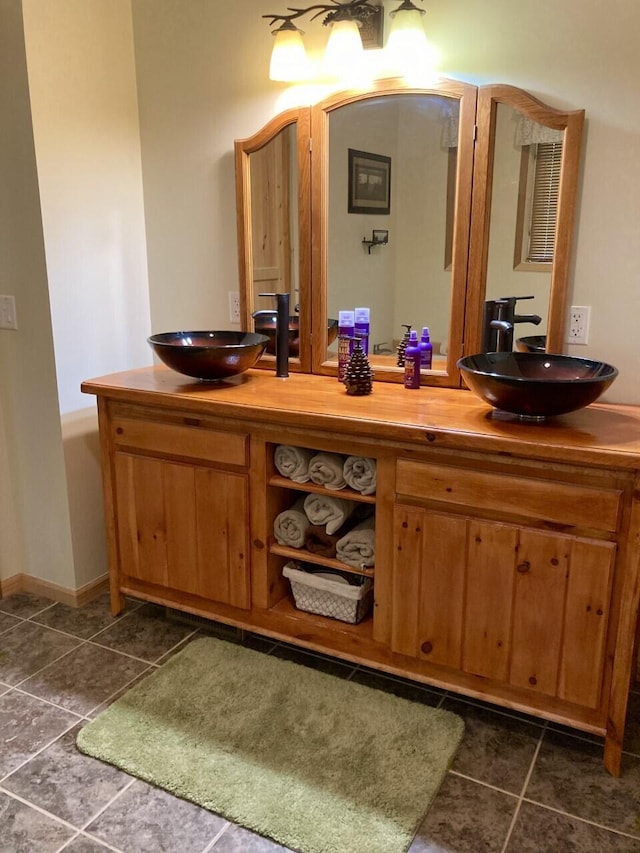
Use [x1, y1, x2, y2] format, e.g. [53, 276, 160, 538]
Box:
[515, 335, 547, 353]
[252, 312, 339, 357]
[148, 331, 268, 381]
[457, 352, 618, 418]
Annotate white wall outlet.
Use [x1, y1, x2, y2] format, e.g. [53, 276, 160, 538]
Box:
[228, 291, 241, 324]
[567, 305, 590, 345]
[0, 294, 18, 330]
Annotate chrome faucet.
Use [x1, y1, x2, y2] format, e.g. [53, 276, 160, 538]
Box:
[257, 292, 289, 378]
[482, 296, 542, 352]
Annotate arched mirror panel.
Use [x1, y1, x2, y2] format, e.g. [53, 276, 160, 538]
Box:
[235, 107, 311, 372]
[235, 81, 584, 383]
[465, 85, 585, 356]
[311, 78, 477, 386]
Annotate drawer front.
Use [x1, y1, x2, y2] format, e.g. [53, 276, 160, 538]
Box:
[111, 415, 248, 467]
[396, 459, 621, 533]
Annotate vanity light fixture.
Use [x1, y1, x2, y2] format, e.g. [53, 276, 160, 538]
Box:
[264, 1, 382, 82]
[264, 1, 437, 83]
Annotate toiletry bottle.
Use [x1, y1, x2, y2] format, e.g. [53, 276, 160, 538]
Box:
[338, 310, 355, 381]
[403, 330, 421, 389]
[354, 307, 370, 355]
[397, 324, 412, 367]
[420, 326, 433, 369]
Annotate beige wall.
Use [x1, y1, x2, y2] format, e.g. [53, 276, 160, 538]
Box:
[133, 0, 640, 403]
[61, 408, 108, 588]
[0, 0, 74, 586]
[1, 0, 150, 589]
[22, 0, 151, 416]
[1, 0, 639, 594]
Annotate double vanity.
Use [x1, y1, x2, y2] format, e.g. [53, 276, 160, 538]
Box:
[84, 75, 638, 778]
[82, 366, 640, 778]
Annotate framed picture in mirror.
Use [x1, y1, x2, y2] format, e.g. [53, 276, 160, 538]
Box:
[348, 149, 391, 214]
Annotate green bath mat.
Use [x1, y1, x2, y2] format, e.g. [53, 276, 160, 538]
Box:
[77, 637, 463, 853]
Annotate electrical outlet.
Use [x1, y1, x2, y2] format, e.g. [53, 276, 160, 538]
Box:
[567, 305, 590, 345]
[0, 294, 17, 330]
[228, 291, 241, 324]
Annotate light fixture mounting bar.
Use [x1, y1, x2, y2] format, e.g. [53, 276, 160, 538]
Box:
[264, 0, 381, 31]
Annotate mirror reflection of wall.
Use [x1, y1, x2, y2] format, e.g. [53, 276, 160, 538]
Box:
[484, 103, 562, 346]
[326, 94, 459, 363]
[250, 124, 299, 314]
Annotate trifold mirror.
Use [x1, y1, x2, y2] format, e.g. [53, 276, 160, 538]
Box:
[235, 78, 584, 386]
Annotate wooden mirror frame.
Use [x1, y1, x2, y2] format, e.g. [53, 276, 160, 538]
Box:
[235, 106, 312, 373]
[235, 81, 584, 383]
[465, 85, 585, 357]
[310, 77, 477, 386]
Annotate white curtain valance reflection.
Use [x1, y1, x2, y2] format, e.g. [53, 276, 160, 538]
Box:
[514, 115, 563, 146]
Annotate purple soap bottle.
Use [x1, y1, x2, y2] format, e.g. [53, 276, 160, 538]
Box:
[420, 327, 433, 369]
[403, 331, 421, 389]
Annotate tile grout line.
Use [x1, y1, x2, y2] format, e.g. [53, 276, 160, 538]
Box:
[55, 829, 125, 853]
[517, 796, 640, 841]
[0, 717, 82, 785]
[498, 720, 547, 853]
[9, 641, 89, 691]
[0, 784, 110, 848]
[73, 776, 138, 849]
[9, 685, 87, 720]
[203, 820, 233, 851]
[82, 665, 158, 718]
[447, 769, 521, 800]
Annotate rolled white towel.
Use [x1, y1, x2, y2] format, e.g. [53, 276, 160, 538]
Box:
[274, 445, 313, 483]
[308, 452, 346, 490]
[343, 456, 377, 496]
[336, 517, 376, 569]
[303, 493, 358, 535]
[274, 497, 310, 549]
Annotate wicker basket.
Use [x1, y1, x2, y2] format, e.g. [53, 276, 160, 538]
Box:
[283, 562, 373, 624]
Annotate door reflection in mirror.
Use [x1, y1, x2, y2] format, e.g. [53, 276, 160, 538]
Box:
[250, 125, 300, 321]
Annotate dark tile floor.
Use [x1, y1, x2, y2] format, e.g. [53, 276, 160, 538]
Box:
[1, 591, 639, 852]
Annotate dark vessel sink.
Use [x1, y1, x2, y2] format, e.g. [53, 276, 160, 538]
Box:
[148, 331, 269, 381]
[515, 335, 547, 353]
[457, 352, 618, 419]
[253, 312, 339, 357]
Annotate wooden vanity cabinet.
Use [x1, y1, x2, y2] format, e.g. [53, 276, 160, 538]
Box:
[83, 369, 640, 777]
[392, 507, 616, 709]
[392, 454, 625, 705]
[101, 401, 251, 612]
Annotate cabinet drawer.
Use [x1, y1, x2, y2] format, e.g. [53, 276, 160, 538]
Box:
[111, 415, 248, 467]
[396, 459, 621, 533]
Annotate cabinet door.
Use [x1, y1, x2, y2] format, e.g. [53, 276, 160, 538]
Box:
[392, 505, 615, 709]
[392, 506, 466, 668]
[114, 452, 250, 609]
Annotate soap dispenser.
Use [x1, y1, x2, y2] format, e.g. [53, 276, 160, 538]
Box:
[396, 324, 413, 368]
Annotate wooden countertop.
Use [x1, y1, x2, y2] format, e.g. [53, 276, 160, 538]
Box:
[82, 366, 640, 470]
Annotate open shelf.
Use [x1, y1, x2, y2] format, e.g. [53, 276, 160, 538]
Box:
[270, 594, 374, 637]
[268, 475, 376, 503]
[270, 544, 374, 578]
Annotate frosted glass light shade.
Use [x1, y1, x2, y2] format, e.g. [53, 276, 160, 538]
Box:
[269, 26, 310, 82]
[323, 19, 364, 79]
[387, 8, 439, 78]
